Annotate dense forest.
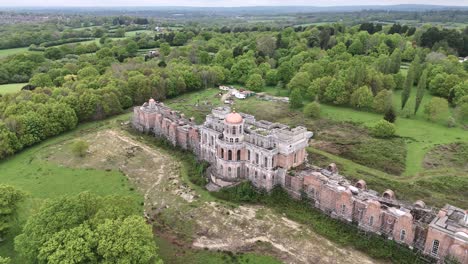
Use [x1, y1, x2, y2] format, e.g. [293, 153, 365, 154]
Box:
[0, 19, 467, 160]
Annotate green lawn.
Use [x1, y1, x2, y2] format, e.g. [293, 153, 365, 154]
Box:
[0, 47, 30, 58]
[0, 116, 143, 262]
[0, 83, 27, 94]
[125, 29, 153, 37]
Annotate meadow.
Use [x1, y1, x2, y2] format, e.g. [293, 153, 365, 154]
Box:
[0, 83, 27, 94]
[0, 47, 31, 58]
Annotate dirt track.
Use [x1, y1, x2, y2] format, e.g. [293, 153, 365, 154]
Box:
[46, 128, 382, 264]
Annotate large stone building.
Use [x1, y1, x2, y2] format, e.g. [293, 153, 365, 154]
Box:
[133, 99, 467, 263]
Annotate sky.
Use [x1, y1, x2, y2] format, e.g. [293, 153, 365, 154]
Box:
[1, 0, 467, 7]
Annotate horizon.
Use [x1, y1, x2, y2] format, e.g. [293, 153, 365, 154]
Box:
[1, 1, 467, 8]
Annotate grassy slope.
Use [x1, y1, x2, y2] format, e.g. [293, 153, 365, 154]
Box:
[0, 116, 143, 261]
[0, 113, 281, 264]
[0, 47, 30, 58]
[0, 83, 27, 94]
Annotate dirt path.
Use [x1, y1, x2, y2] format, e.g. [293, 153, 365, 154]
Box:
[46, 128, 382, 264]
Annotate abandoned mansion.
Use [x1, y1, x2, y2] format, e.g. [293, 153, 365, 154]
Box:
[133, 98, 468, 263]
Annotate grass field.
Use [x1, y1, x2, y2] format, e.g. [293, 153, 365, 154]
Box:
[0, 113, 282, 263]
[0, 83, 27, 94]
[0, 47, 30, 58]
[125, 29, 154, 37]
[0, 116, 143, 261]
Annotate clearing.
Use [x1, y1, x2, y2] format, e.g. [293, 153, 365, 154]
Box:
[0, 83, 27, 94]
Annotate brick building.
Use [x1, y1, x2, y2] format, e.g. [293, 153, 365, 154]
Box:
[133, 99, 467, 263]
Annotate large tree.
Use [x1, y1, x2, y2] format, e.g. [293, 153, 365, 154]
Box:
[0, 185, 24, 241]
[414, 69, 428, 114]
[14, 192, 161, 264]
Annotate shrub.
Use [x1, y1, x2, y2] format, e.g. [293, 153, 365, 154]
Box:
[383, 107, 397, 123]
[289, 88, 303, 109]
[245, 73, 265, 92]
[370, 120, 396, 138]
[71, 140, 89, 157]
[303, 102, 321, 118]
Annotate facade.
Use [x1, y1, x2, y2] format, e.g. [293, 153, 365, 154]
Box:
[133, 99, 468, 263]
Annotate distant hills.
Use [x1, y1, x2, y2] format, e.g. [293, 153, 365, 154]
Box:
[2, 4, 468, 14]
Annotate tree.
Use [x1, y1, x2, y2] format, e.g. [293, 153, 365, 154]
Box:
[401, 64, 414, 109]
[231, 58, 256, 84]
[256, 35, 277, 57]
[289, 88, 303, 109]
[414, 69, 427, 114]
[429, 73, 460, 98]
[451, 81, 468, 105]
[30, 73, 53, 88]
[424, 97, 449, 122]
[0, 257, 10, 264]
[265, 69, 278, 86]
[350, 86, 374, 109]
[245, 74, 264, 92]
[384, 107, 397, 123]
[71, 140, 89, 157]
[287, 72, 310, 93]
[277, 61, 294, 84]
[0, 185, 24, 240]
[95, 216, 159, 264]
[455, 96, 468, 124]
[303, 102, 320, 118]
[44, 47, 63, 60]
[370, 120, 396, 138]
[159, 42, 171, 56]
[14, 193, 161, 264]
[373, 89, 393, 113]
[348, 39, 364, 55]
[324, 78, 348, 105]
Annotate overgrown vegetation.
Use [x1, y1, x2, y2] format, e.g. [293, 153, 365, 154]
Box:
[211, 183, 428, 264]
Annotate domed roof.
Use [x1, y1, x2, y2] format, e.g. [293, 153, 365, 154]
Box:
[225, 112, 243, 124]
[149, 98, 155, 102]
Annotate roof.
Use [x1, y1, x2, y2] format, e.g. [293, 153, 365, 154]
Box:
[225, 112, 243, 124]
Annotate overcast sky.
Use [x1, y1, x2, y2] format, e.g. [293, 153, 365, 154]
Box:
[0, 0, 467, 7]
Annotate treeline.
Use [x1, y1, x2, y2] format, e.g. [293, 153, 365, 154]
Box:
[1, 21, 468, 160]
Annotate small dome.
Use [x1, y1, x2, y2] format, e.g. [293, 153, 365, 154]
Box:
[225, 112, 243, 124]
[149, 98, 155, 102]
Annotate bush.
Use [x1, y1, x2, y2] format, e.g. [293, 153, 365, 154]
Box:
[370, 120, 396, 138]
[71, 140, 89, 157]
[303, 102, 321, 118]
[383, 107, 397, 123]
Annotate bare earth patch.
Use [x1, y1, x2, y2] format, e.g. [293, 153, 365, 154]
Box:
[46, 128, 381, 264]
[423, 142, 468, 172]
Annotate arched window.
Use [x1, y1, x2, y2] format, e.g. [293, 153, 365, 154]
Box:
[220, 165, 223, 173]
[237, 150, 241, 160]
[235, 138, 239, 143]
[255, 153, 259, 164]
[294, 153, 297, 163]
[255, 171, 258, 178]
[221, 148, 224, 159]
[237, 167, 240, 177]
[431, 240, 439, 256]
[341, 204, 346, 215]
[248, 150, 251, 160]
[369, 216, 374, 226]
[239, 126, 242, 133]
[228, 150, 232, 160]
[272, 157, 275, 167]
[264, 157, 268, 167]
[211, 136, 214, 146]
[400, 229, 406, 241]
[230, 138, 233, 143]
[232, 127, 236, 135]
[228, 167, 232, 177]
[263, 174, 266, 179]
[203, 134, 207, 143]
